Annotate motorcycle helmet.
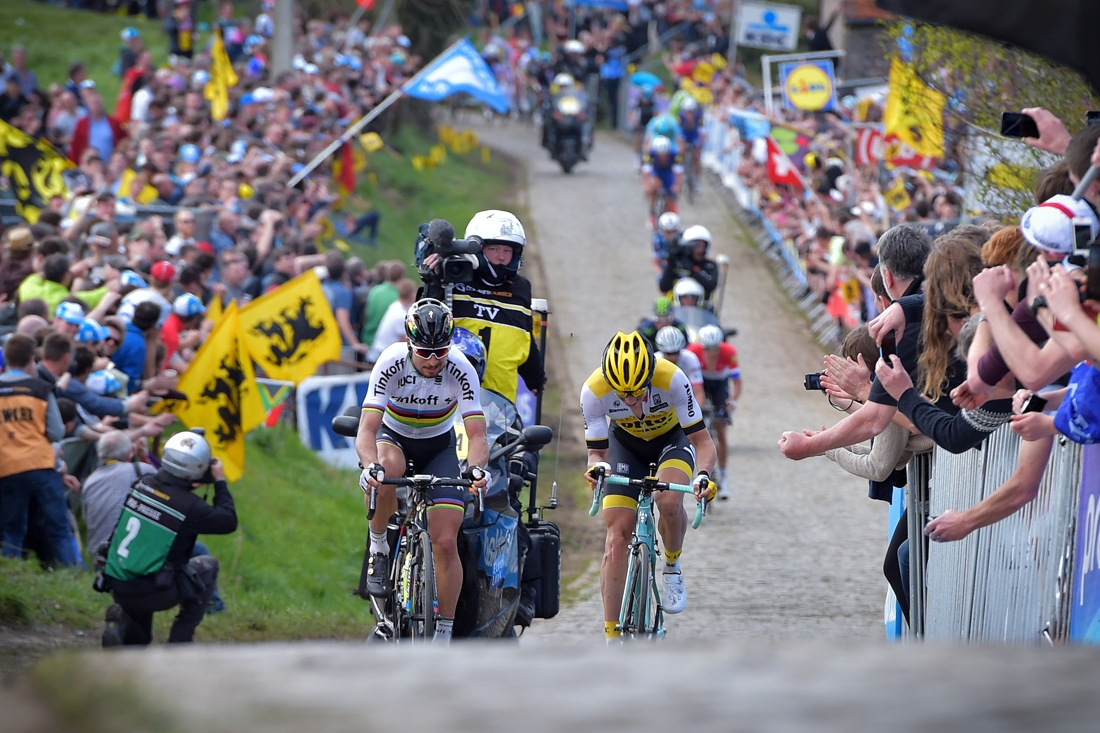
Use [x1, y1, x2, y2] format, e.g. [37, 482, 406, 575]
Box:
[602, 331, 655, 397]
[652, 135, 672, 156]
[563, 40, 585, 55]
[655, 325, 686, 355]
[658, 212, 681, 232]
[698, 324, 724, 349]
[553, 73, 575, 91]
[405, 298, 454, 349]
[451, 327, 487, 381]
[465, 209, 526, 280]
[672, 278, 705, 306]
[681, 224, 711, 248]
[162, 430, 213, 482]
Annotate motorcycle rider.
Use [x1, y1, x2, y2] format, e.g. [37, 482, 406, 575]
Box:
[553, 39, 590, 85]
[542, 73, 591, 159]
[99, 430, 235, 646]
[687, 324, 741, 500]
[582, 331, 716, 640]
[357, 299, 490, 644]
[660, 224, 720, 303]
[642, 136, 683, 230]
[652, 212, 682, 276]
[424, 210, 545, 404]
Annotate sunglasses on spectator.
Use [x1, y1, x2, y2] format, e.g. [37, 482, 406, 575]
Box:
[410, 345, 450, 359]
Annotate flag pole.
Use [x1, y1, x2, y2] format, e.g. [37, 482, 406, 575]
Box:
[287, 38, 466, 188]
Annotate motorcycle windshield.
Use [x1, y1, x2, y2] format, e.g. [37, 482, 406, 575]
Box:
[672, 305, 720, 344]
[483, 389, 520, 449]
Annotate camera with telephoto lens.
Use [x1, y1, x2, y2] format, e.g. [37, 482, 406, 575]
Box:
[804, 373, 825, 391]
[415, 218, 483, 285]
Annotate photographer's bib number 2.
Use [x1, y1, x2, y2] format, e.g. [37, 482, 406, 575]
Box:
[105, 484, 185, 582]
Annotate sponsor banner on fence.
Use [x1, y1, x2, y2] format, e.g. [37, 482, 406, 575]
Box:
[735, 2, 802, 51]
[1071, 443, 1100, 643]
[296, 371, 373, 469]
[778, 60, 837, 112]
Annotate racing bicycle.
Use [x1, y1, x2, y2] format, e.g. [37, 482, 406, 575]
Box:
[589, 464, 707, 640]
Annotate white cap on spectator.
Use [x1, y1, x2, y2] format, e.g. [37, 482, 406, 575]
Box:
[227, 139, 249, 163]
[304, 63, 319, 75]
[1021, 194, 1099, 255]
[252, 87, 274, 103]
[191, 70, 210, 87]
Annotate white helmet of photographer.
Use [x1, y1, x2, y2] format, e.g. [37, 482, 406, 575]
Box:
[553, 73, 575, 90]
[681, 224, 711, 245]
[698, 324, 724, 349]
[658, 211, 680, 232]
[655, 325, 686, 354]
[652, 135, 672, 155]
[564, 40, 585, 54]
[673, 277, 704, 302]
[465, 209, 526, 247]
[161, 430, 213, 481]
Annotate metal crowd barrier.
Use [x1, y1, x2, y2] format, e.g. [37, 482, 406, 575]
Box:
[909, 425, 1083, 643]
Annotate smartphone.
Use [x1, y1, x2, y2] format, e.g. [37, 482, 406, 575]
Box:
[1001, 112, 1040, 138]
[1088, 242, 1100, 302]
[879, 331, 897, 364]
[1022, 394, 1048, 414]
[1088, 111, 1100, 126]
[1074, 218, 1094, 253]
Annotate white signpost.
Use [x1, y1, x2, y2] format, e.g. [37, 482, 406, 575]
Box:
[735, 2, 802, 52]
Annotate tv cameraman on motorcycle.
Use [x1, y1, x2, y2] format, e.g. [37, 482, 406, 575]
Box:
[659, 224, 720, 306]
[419, 210, 546, 405]
[357, 300, 490, 644]
[541, 73, 592, 160]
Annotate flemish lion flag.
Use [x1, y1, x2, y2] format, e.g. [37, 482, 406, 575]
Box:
[884, 57, 944, 159]
[238, 270, 341, 383]
[204, 26, 239, 121]
[172, 302, 265, 482]
[0, 119, 73, 223]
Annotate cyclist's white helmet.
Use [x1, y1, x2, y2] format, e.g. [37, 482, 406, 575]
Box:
[655, 325, 686, 354]
[698, 324, 724, 349]
[564, 40, 585, 55]
[673, 277, 704, 303]
[658, 212, 681, 232]
[681, 96, 699, 112]
[682, 224, 711, 245]
[652, 135, 672, 155]
[553, 73, 575, 90]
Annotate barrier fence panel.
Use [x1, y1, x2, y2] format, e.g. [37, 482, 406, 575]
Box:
[917, 426, 1083, 644]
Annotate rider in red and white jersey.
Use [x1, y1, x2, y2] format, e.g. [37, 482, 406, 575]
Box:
[686, 324, 741, 499]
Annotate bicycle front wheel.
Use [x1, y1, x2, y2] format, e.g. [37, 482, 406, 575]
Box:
[413, 531, 437, 640]
[621, 544, 652, 638]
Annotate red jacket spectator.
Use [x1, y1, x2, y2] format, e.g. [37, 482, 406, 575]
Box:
[69, 110, 126, 164]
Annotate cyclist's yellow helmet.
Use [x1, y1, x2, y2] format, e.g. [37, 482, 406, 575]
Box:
[601, 331, 655, 397]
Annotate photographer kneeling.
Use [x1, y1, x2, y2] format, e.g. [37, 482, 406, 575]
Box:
[97, 429, 236, 647]
[659, 225, 720, 306]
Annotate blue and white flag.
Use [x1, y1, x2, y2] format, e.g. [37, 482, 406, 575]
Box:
[404, 39, 510, 113]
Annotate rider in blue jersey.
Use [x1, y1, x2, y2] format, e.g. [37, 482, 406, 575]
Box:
[641, 135, 683, 230]
[677, 97, 705, 184]
[643, 113, 684, 156]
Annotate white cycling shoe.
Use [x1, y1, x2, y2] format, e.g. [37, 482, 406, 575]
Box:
[662, 569, 687, 614]
[717, 483, 731, 500]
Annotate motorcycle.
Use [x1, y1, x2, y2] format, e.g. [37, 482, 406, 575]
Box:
[331, 391, 555, 640]
[548, 93, 587, 174]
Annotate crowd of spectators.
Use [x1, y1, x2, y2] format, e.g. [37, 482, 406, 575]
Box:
[0, 3, 427, 570]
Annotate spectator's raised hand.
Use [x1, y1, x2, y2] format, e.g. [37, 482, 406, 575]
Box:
[1010, 412, 1059, 441]
[1025, 259, 1052, 305]
[1041, 267, 1084, 323]
[972, 266, 1016, 312]
[925, 510, 972, 543]
[822, 353, 870, 402]
[1021, 108, 1071, 155]
[777, 430, 819, 460]
[874, 354, 912, 400]
[126, 390, 149, 414]
[950, 381, 988, 411]
[868, 301, 905, 347]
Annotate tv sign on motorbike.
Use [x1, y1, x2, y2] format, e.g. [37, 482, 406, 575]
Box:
[736, 2, 802, 52]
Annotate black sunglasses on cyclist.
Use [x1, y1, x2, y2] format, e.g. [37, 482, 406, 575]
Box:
[410, 344, 450, 359]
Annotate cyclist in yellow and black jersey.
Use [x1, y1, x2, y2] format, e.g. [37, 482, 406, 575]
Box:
[581, 331, 716, 640]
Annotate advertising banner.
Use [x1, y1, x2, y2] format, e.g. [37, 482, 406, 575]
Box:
[736, 2, 802, 51]
[1071, 443, 1100, 643]
[296, 371, 373, 469]
[778, 59, 837, 112]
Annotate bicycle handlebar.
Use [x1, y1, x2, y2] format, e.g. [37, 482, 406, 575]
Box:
[381, 475, 474, 487]
[587, 473, 707, 529]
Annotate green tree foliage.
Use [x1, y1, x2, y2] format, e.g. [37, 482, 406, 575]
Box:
[886, 22, 1098, 219]
[397, 0, 476, 59]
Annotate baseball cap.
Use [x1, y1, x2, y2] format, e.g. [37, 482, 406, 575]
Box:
[76, 318, 109, 343]
[86, 370, 122, 396]
[173, 293, 206, 317]
[55, 301, 86, 325]
[191, 70, 210, 87]
[1021, 195, 1099, 255]
[79, 79, 97, 90]
[227, 139, 249, 163]
[150, 261, 177, 283]
[121, 27, 141, 41]
[179, 144, 201, 164]
[120, 269, 147, 289]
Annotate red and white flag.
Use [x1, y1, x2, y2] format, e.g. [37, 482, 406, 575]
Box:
[766, 136, 803, 188]
[855, 126, 938, 169]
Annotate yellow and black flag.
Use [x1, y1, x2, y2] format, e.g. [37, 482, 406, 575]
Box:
[0, 119, 72, 224]
[172, 302, 265, 482]
[884, 57, 945, 160]
[204, 26, 239, 121]
[238, 271, 341, 384]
